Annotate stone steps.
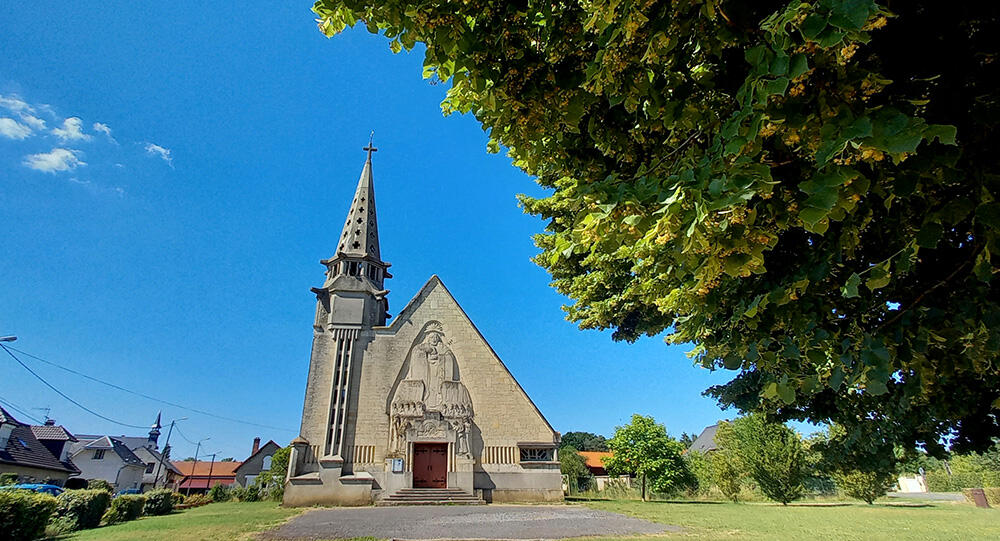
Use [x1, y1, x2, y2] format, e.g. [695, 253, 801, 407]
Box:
[378, 488, 484, 506]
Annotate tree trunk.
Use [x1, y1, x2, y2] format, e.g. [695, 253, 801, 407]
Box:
[641, 474, 646, 501]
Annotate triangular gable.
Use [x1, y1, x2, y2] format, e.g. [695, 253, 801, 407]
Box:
[380, 275, 557, 437]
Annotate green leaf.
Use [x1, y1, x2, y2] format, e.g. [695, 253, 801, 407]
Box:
[799, 206, 829, 226]
[842, 273, 861, 298]
[866, 264, 891, 290]
[777, 382, 796, 405]
[389, 39, 402, 54]
[764, 77, 790, 96]
[924, 124, 957, 145]
[800, 13, 829, 40]
[789, 54, 809, 79]
[723, 355, 742, 370]
[916, 222, 943, 248]
[974, 250, 992, 282]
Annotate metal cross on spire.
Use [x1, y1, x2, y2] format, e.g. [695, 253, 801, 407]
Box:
[363, 130, 377, 161]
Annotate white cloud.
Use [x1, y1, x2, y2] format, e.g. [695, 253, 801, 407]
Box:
[93, 122, 112, 137]
[23, 148, 86, 173]
[20, 114, 46, 130]
[0, 94, 33, 114]
[144, 143, 173, 165]
[0, 118, 32, 140]
[52, 117, 92, 141]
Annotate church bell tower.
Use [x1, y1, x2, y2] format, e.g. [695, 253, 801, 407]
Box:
[301, 139, 391, 460]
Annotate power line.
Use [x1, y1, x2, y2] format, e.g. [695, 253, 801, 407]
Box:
[1, 343, 147, 429]
[5, 345, 293, 432]
[0, 395, 45, 424]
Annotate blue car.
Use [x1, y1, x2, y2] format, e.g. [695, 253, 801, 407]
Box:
[0, 483, 64, 496]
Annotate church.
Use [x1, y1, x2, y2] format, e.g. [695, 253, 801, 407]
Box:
[283, 144, 562, 506]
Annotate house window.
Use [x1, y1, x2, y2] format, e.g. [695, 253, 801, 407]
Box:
[94, 449, 105, 460]
[519, 447, 554, 462]
[146, 463, 155, 474]
[262, 456, 272, 471]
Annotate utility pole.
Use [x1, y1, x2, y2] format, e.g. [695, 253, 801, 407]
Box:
[186, 438, 210, 496]
[207, 453, 217, 494]
[152, 417, 186, 489]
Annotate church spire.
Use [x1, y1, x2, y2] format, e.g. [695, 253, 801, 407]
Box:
[336, 136, 381, 261]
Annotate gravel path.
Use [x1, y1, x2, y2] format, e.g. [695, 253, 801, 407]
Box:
[261, 504, 680, 540]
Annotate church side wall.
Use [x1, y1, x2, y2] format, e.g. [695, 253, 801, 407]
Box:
[299, 332, 334, 464]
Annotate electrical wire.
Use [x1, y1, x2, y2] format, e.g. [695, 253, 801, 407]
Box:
[5, 344, 293, 432]
[0, 395, 45, 424]
[1, 343, 147, 429]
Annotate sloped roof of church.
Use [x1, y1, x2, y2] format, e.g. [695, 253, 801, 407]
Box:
[379, 275, 558, 437]
[335, 153, 381, 261]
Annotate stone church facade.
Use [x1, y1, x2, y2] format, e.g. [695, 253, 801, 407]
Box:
[284, 147, 562, 506]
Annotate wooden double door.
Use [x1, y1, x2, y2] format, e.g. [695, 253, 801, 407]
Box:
[412, 443, 448, 488]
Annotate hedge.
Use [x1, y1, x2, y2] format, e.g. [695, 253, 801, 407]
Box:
[86, 479, 114, 493]
[103, 494, 146, 525]
[0, 490, 58, 541]
[143, 489, 174, 516]
[55, 489, 112, 530]
[926, 471, 1000, 492]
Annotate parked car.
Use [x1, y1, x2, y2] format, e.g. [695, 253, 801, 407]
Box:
[117, 488, 141, 495]
[0, 483, 64, 496]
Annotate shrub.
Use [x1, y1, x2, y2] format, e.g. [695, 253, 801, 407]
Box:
[683, 451, 714, 497]
[0, 490, 58, 541]
[231, 484, 261, 502]
[207, 483, 231, 502]
[834, 470, 897, 504]
[54, 489, 112, 530]
[86, 479, 114, 493]
[142, 489, 174, 516]
[711, 449, 744, 503]
[722, 416, 806, 505]
[170, 492, 186, 506]
[102, 495, 145, 525]
[0, 473, 18, 486]
[184, 494, 212, 506]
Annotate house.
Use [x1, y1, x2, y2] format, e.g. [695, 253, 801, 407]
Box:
[578, 451, 631, 491]
[688, 424, 719, 454]
[233, 437, 281, 488]
[173, 459, 242, 494]
[0, 407, 80, 485]
[68, 435, 146, 491]
[71, 413, 177, 491]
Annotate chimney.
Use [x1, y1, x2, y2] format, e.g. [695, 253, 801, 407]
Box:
[252, 437, 261, 455]
[44, 419, 56, 426]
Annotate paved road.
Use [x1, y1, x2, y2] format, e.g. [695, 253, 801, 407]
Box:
[887, 491, 965, 502]
[262, 505, 680, 540]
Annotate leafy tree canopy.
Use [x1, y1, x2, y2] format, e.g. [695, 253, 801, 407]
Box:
[312, 0, 1000, 460]
[561, 431, 609, 451]
[605, 413, 692, 498]
[559, 446, 594, 492]
[719, 414, 806, 504]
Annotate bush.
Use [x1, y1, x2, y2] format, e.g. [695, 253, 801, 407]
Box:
[170, 492, 186, 506]
[834, 470, 897, 504]
[231, 484, 261, 502]
[711, 449, 744, 503]
[0, 473, 18, 486]
[86, 479, 114, 493]
[0, 490, 58, 541]
[54, 489, 112, 530]
[207, 483, 231, 502]
[142, 489, 174, 516]
[102, 495, 145, 525]
[183, 494, 212, 506]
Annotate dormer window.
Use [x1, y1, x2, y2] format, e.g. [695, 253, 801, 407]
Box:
[94, 449, 105, 460]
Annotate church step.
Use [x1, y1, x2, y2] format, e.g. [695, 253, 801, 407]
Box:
[378, 488, 484, 506]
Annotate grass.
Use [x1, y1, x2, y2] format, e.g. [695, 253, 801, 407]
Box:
[582, 499, 1000, 540]
[61, 501, 303, 541]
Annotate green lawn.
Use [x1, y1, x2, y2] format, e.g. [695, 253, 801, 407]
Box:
[63, 502, 302, 541]
[583, 499, 1000, 540]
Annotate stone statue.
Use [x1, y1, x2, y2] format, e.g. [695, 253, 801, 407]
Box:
[389, 323, 475, 458]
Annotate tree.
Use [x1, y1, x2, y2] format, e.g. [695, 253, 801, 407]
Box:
[561, 431, 609, 452]
[604, 414, 692, 500]
[833, 469, 896, 504]
[312, 2, 1000, 464]
[723, 415, 806, 504]
[678, 432, 696, 449]
[559, 446, 594, 493]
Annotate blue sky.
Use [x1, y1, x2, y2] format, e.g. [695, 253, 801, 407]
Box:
[0, 3, 740, 461]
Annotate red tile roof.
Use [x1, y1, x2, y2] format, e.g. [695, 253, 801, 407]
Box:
[578, 451, 612, 469]
[172, 460, 242, 477]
